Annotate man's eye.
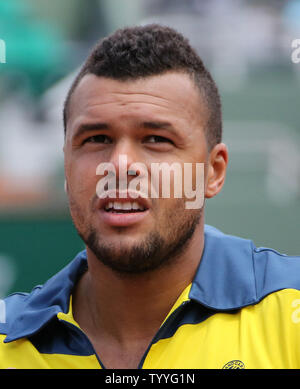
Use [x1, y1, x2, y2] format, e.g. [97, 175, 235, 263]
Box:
[84, 135, 111, 144]
[145, 135, 172, 144]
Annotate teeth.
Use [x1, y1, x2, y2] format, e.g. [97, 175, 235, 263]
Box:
[114, 202, 122, 210]
[122, 202, 132, 210]
[104, 201, 145, 211]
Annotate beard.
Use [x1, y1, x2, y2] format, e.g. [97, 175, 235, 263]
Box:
[71, 196, 201, 275]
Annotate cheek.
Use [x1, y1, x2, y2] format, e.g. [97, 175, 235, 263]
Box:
[66, 156, 100, 204]
[155, 196, 185, 224]
[152, 163, 206, 205]
[156, 193, 201, 223]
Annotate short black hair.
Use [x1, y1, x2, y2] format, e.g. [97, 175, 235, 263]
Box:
[63, 24, 222, 149]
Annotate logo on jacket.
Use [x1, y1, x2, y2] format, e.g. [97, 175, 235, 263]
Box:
[222, 360, 245, 369]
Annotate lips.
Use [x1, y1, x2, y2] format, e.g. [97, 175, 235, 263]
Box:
[104, 200, 146, 212]
[97, 191, 150, 227]
[98, 190, 150, 211]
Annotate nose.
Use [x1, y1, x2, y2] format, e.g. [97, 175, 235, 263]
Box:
[108, 139, 148, 191]
[95, 137, 151, 199]
[109, 138, 138, 176]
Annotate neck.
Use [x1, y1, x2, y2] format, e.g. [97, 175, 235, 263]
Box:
[73, 221, 204, 344]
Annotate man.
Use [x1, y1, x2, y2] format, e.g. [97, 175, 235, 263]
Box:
[0, 24, 300, 369]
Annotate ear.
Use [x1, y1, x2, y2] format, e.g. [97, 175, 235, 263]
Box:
[205, 143, 228, 199]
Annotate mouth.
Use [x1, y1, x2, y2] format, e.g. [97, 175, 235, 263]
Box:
[98, 194, 150, 227]
[104, 200, 147, 214]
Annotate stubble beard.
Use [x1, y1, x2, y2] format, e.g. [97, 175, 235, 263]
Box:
[70, 197, 202, 275]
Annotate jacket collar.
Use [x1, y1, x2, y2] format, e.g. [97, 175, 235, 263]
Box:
[190, 225, 256, 310]
[4, 251, 88, 343]
[4, 225, 256, 342]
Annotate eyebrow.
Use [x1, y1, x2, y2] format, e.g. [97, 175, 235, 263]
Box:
[141, 121, 177, 133]
[73, 120, 179, 140]
[73, 122, 110, 140]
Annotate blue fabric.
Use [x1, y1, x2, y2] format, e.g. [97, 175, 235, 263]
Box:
[2, 251, 87, 342]
[190, 225, 300, 310]
[190, 226, 256, 309]
[28, 317, 95, 356]
[1, 225, 300, 344]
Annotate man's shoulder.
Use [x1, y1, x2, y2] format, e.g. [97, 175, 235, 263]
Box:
[0, 250, 88, 342]
[205, 224, 300, 285]
[0, 290, 37, 336]
[204, 224, 300, 264]
[193, 225, 300, 310]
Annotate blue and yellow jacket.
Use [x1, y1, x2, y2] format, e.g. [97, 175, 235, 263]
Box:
[1, 225, 300, 369]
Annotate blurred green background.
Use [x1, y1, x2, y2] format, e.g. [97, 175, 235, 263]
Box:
[0, 0, 299, 296]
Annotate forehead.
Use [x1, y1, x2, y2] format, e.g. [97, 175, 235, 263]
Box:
[67, 71, 207, 133]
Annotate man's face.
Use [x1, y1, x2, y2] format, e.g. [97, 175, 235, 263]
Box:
[64, 71, 211, 274]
